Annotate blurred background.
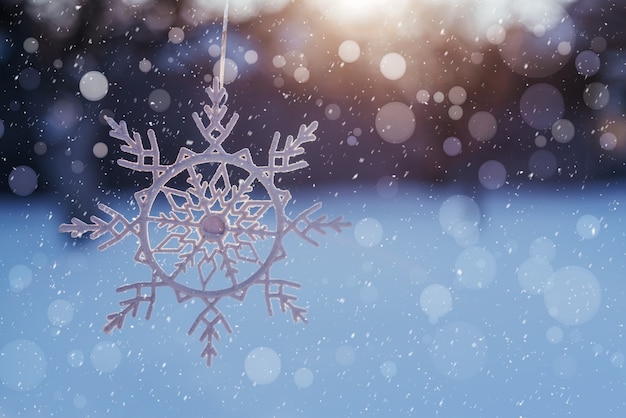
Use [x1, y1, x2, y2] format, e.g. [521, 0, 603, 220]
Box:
[1, 1, 626, 417]
[1, 0, 624, 213]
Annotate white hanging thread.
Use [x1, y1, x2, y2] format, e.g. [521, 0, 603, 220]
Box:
[219, 0, 229, 90]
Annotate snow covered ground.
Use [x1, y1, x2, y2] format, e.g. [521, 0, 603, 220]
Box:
[2, 180, 625, 417]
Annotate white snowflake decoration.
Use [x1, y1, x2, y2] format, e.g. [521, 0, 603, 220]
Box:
[59, 78, 350, 366]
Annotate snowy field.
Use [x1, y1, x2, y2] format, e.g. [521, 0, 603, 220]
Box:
[2, 180, 625, 417]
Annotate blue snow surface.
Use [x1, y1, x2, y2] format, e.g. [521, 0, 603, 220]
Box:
[1, 181, 625, 417]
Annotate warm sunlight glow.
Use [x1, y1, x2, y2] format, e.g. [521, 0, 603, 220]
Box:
[306, 0, 574, 41]
[310, 0, 410, 29]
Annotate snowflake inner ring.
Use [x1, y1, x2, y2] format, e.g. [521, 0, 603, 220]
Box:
[141, 154, 286, 299]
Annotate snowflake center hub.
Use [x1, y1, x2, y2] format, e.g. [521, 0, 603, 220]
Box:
[201, 214, 227, 238]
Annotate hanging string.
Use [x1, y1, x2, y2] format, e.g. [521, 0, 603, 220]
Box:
[219, 0, 229, 90]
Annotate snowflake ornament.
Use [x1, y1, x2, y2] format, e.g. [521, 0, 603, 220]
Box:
[60, 78, 350, 365]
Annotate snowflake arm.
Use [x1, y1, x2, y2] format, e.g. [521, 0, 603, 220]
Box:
[264, 275, 307, 323]
[188, 299, 233, 366]
[268, 121, 318, 176]
[58, 203, 138, 251]
[103, 280, 162, 334]
[104, 116, 164, 176]
[192, 78, 239, 154]
[286, 202, 352, 246]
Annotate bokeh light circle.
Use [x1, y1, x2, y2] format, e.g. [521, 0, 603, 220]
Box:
[9, 264, 32, 292]
[517, 257, 553, 294]
[148, 89, 171, 112]
[416, 90, 430, 104]
[338, 40, 361, 63]
[90, 341, 122, 373]
[498, 9, 575, 78]
[599, 132, 617, 151]
[530, 237, 556, 261]
[8, 165, 38, 196]
[380, 360, 398, 378]
[576, 214, 600, 239]
[546, 326, 564, 344]
[375, 102, 415, 144]
[468, 111, 497, 142]
[354, 217, 383, 248]
[420, 284, 453, 320]
[376, 176, 398, 199]
[520, 83, 565, 130]
[575, 50, 601, 77]
[528, 150, 557, 180]
[380, 52, 406, 80]
[293, 367, 313, 388]
[67, 349, 85, 368]
[478, 160, 507, 190]
[18, 67, 41, 91]
[583, 82, 609, 110]
[325, 103, 341, 120]
[455, 246, 497, 289]
[93, 142, 109, 158]
[79, 71, 109, 101]
[448, 105, 463, 121]
[212, 58, 238, 84]
[245, 347, 281, 385]
[0, 340, 47, 391]
[552, 119, 575, 144]
[23, 37, 39, 53]
[439, 195, 481, 244]
[443, 136, 462, 157]
[448, 86, 467, 105]
[138, 58, 152, 72]
[47, 299, 75, 327]
[168, 27, 185, 44]
[544, 266, 602, 326]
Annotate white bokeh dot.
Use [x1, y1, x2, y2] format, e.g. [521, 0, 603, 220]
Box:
[380, 52, 406, 80]
[420, 284, 453, 321]
[244, 347, 281, 385]
[47, 299, 74, 327]
[338, 40, 361, 63]
[375, 102, 415, 144]
[168, 27, 185, 44]
[148, 89, 171, 112]
[244, 49, 258, 64]
[468, 111, 497, 141]
[443, 136, 462, 157]
[599, 132, 617, 151]
[546, 326, 564, 344]
[544, 266, 602, 326]
[90, 341, 122, 373]
[576, 214, 600, 239]
[478, 160, 507, 190]
[380, 360, 398, 379]
[293, 367, 314, 388]
[213, 58, 239, 84]
[455, 246, 497, 289]
[354, 217, 383, 247]
[9, 264, 32, 292]
[0, 340, 47, 391]
[79, 71, 109, 101]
